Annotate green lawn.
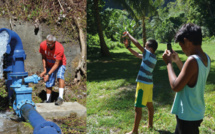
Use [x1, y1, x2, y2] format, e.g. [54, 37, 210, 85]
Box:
[87, 40, 215, 134]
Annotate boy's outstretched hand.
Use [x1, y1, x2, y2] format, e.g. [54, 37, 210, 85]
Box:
[123, 38, 129, 48]
[122, 31, 129, 37]
[122, 31, 129, 48]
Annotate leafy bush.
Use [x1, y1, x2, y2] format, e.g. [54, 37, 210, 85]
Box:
[203, 35, 215, 44]
[102, 8, 139, 42]
[87, 34, 100, 47]
[105, 36, 124, 50]
[87, 34, 101, 57]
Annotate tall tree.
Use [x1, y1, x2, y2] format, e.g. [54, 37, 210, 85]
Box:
[112, 0, 163, 46]
[93, 0, 110, 56]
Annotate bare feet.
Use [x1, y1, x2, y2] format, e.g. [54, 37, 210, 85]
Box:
[143, 125, 153, 129]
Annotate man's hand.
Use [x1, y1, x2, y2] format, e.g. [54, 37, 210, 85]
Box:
[44, 74, 49, 82]
[40, 71, 46, 78]
[162, 50, 172, 65]
[171, 50, 180, 63]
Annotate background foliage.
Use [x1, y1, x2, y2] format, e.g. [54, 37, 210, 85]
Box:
[88, 0, 215, 54]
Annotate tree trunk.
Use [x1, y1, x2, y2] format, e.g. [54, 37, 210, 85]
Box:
[142, 17, 146, 47]
[93, 0, 110, 56]
[73, 17, 87, 84]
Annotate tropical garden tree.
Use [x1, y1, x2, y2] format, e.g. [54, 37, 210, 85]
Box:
[112, 0, 163, 46]
[90, 0, 110, 56]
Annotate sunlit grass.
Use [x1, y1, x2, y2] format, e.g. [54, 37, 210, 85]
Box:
[87, 40, 215, 133]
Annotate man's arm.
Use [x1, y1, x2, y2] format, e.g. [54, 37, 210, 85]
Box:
[166, 57, 197, 92]
[172, 50, 183, 70]
[175, 60, 183, 71]
[40, 54, 47, 77]
[163, 50, 198, 92]
[43, 59, 61, 82]
[124, 32, 145, 53]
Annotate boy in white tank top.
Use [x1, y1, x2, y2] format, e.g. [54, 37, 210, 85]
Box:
[162, 23, 211, 134]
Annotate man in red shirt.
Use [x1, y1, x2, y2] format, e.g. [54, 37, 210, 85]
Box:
[39, 34, 67, 105]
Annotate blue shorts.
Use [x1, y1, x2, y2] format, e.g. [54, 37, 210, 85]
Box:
[46, 65, 66, 88]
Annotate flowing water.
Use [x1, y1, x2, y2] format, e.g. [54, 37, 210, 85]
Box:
[0, 31, 19, 133]
[0, 111, 19, 133]
[0, 30, 9, 79]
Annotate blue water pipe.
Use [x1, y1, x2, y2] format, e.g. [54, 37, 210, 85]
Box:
[0, 28, 61, 134]
[21, 104, 61, 134]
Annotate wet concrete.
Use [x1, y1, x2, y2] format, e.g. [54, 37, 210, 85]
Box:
[0, 112, 19, 134]
[36, 102, 86, 119]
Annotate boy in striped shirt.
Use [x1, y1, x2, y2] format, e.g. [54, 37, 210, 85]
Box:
[123, 31, 158, 134]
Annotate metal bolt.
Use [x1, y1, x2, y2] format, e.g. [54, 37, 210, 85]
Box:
[41, 124, 44, 128]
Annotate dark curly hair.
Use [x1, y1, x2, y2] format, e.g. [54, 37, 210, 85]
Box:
[147, 39, 158, 51]
[175, 23, 202, 46]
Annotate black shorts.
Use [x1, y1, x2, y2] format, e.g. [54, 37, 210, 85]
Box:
[175, 116, 203, 134]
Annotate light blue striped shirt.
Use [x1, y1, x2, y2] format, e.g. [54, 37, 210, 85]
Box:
[136, 49, 157, 84]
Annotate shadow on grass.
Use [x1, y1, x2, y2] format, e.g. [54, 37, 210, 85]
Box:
[156, 130, 174, 134]
[100, 88, 135, 111]
[88, 47, 215, 113]
[88, 51, 141, 84]
[88, 49, 181, 108]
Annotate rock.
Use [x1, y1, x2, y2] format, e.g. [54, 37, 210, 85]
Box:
[77, 95, 83, 99]
[36, 102, 86, 118]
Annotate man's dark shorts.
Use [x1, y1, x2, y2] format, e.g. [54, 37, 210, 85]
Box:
[175, 115, 203, 134]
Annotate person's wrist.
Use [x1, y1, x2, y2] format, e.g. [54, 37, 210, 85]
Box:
[46, 73, 50, 76]
[174, 59, 180, 64]
[166, 61, 172, 65]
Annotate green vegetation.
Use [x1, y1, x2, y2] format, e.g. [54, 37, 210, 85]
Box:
[0, 0, 86, 40]
[87, 39, 215, 133]
[87, 0, 215, 56]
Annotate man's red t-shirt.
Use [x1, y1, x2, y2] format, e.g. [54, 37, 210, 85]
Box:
[39, 40, 67, 68]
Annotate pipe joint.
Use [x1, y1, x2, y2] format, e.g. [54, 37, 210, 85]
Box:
[34, 121, 62, 134]
[13, 99, 35, 117]
[13, 50, 26, 61]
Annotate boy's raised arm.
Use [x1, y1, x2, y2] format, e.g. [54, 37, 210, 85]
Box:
[123, 38, 142, 59]
[127, 47, 143, 59]
[123, 31, 145, 53]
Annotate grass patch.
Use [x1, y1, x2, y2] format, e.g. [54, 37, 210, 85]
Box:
[87, 40, 215, 133]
